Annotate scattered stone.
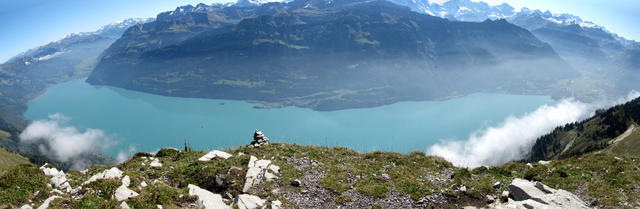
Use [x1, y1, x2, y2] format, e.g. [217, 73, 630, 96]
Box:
[114, 176, 139, 201]
[538, 160, 551, 165]
[492, 181, 501, 189]
[235, 194, 267, 209]
[198, 150, 233, 161]
[291, 179, 302, 187]
[615, 156, 623, 161]
[157, 205, 163, 209]
[242, 156, 279, 192]
[490, 178, 589, 208]
[140, 181, 148, 188]
[486, 195, 496, 204]
[459, 185, 467, 193]
[20, 204, 32, 209]
[188, 184, 231, 209]
[271, 200, 283, 209]
[120, 201, 131, 209]
[150, 158, 163, 167]
[250, 130, 269, 148]
[525, 163, 533, 170]
[37, 196, 59, 209]
[381, 173, 391, 181]
[83, 167, 123, 185]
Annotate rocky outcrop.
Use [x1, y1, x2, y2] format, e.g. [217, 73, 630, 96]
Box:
[198, 150, 232, 161]
[489, 178, 589, 209]
[235, 194, 267, 209]
[83, 167, 123, 185]
[242, 156, 279, 193]
[40, 164, 72, 193]
[188, 184, 231, 209]
[250, 130, 269, 148]
[150, 158, 163, 167]
[114, 176, 139, 201]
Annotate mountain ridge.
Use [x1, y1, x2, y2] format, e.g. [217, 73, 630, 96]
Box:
[88, 0, 575, 111]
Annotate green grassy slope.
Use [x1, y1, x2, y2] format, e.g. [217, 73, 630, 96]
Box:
[0, 147, 29, 173]
[1, 143, 638, 208]
[607, 126, 640, 156]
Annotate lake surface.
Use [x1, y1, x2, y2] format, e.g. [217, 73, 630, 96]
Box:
[25, 79, 554, 157]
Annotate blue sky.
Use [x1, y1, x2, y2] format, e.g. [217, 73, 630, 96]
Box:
[1, 0, 639, 63]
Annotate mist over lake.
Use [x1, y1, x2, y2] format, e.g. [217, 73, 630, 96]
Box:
[24, 79, 554, 157]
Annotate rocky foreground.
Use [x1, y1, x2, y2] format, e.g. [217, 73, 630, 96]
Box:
[1, 132, 639, 208]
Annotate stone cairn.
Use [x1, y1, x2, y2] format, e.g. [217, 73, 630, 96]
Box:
[250, 129, 270, 148]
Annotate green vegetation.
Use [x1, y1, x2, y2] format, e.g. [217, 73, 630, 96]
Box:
[0, 143, 638, 208]
[607, 126, 640, 156]
[0, 147, 29, 173]
[0, 164, 50, 208]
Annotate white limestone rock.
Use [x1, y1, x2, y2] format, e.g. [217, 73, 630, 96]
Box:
[271, 200, 283, 209]
[198, 150, 233, 161]
[538, 160, 551, 165]
[489, 178, 589, 209]
[120, 201, 131, 209]
[37, 196, 59, 209]
[20, 204, 33, 209]
[83, 167, 123, 185]
[188, 184, 231, 209]
[242, 156, 279, 192]
[114, 176, 139, 201]
[235, 194, 267, 209]
[40, 165, 72, 193]
[150, 158, 163, 167]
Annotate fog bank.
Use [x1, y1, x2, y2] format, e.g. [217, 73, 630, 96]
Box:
[428, 90, 640, 168]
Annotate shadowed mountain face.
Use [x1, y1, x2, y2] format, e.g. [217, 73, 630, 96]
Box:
[89, 0, 575, 110]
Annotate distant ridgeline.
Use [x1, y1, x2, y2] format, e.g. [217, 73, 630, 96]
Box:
[88, 0, 576, 111]
[528, 97, 640, 161]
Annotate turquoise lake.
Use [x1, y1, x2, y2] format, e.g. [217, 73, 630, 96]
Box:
[25, 79, 554, 157]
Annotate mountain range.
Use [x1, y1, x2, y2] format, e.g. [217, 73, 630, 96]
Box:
[87, 0, 578, 111]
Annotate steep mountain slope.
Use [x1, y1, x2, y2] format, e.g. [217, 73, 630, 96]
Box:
[0, 147, 28, 173]
[528, 97, 640, 161]
[89, 0, 574, 110]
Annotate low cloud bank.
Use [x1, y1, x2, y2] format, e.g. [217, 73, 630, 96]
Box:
[428, 91, 640, 168]
[19, 113, 114, 169]
[428, 99, 592, 168]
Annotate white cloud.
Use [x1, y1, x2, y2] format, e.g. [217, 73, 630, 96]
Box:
[428, 90, 640, 168]
[427, 99, 594, 168]
[19, 113, 113, 163]
[116, 145, 136, 163]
